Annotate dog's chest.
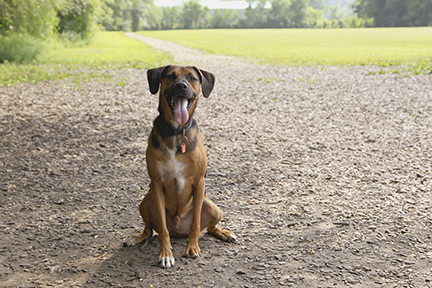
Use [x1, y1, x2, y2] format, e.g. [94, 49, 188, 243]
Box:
[157, 149, 187, 193]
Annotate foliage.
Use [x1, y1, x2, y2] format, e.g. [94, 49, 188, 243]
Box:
[57, 0, 99, 40]
[100, 0, 133, 31]
[0, 0, 103, 62]
[306, 6, 326, 27]
[244, 0, 269, 28]
[310, 0, 325, 10]
[268, 0, 292, 28]
[160, 6, 181, 29]
[290, 0, 309, 27]
[99, 0, 162, 31]
[0, 34, 46, 63]
[211, 9, 240, 29]
[139, 0, 162, 30]
[181, 1, 210, 29]
[352, 0, 432, 27]
[140, 28, 432, 66]
[243, 0, 312, 28]
[325, 5, 347, 20]
[0, 0, 57, 38]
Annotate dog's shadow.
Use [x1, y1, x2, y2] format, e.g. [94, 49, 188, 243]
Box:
[85, 234, 237, 287]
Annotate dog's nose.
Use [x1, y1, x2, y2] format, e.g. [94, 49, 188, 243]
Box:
[175, 81, 188, 91]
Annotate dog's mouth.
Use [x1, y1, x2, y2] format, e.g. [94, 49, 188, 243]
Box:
[170, 96, 194, 124]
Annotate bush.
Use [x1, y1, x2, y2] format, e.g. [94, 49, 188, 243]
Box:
[57, 0, 98, 40]
[0, 34, 46, 63]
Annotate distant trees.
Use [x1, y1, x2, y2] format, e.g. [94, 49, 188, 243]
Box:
[159, 6, 181, 29]
[182, 0, 210, 29]
[211, 9, 240, 28]
[99, 0, 160, 31]
[352, 0, 432, 27]
[57, 0, 99, 40]
[240, 0, 347, 28]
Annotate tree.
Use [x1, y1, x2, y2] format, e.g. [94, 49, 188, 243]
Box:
[57, 0, 99, 39]
[306, 6, 325, 27]
[404, 0, 432, 27]
[211, 9, 240, 28]
[137, 0, 161, 30]
[181, 0, 209, 29]
[352, 0, 432, 27]
[290, 0, 309, 27]
[99, 0, 134, 31]
[244, 0, 270, 28]
[325, 5, 347, 20]
[160, 6, 181, 29]
[268, 0, 292, 28]
[309, 0, 325, 10]
[0, 0, 57, 38]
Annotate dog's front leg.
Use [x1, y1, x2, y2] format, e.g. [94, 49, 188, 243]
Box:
[185, 177, 205, 258]
[151, 181, 174, 268]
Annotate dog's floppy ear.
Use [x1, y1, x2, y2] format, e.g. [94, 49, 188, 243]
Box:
[192, 67, 215, 98]
[147, 65, 170, 94]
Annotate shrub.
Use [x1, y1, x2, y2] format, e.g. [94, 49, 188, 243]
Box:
[0, 33, 46, 63]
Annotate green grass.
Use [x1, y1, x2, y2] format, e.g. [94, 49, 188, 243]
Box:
[41, 32, 171, 68]
[138, 28, 432, 66]
[0, 32, 172, 86]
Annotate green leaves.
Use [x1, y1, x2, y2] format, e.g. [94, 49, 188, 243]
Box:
[352, 0, 432, 27]
[0, 0, 57, 38]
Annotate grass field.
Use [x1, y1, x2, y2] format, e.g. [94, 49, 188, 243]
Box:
[0, 32, 171, 86]
[139, 28, 432, 66]
[41, 32, 171, 68]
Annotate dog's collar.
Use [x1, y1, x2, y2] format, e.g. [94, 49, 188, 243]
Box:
[155, 116, 195, 138]
[172, 120, 194, 136]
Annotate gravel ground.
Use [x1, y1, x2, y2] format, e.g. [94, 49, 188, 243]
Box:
[1, 33, 432, 288]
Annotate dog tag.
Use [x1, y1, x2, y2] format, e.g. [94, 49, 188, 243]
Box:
[180, 143, 186, 153]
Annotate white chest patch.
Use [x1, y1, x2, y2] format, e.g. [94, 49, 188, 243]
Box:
[157, 149, 186, 193]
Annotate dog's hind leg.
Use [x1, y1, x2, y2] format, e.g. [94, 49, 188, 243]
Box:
[124, 193, 154, 246]
[201, 196, 236, 242]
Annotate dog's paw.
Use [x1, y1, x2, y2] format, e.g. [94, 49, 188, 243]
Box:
[225, 231, 237, 242]
[124, 230, 152, 247]
[184, 244, 201, 259]
[159, 256, 175, 269]
[124, 235, 138, 246]
[209, 227, 237, 242]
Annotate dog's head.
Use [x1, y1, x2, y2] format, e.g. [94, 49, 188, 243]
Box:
[147, 65, 215, 126]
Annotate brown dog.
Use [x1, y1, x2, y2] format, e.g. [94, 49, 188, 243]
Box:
[124, 65, 236, 268]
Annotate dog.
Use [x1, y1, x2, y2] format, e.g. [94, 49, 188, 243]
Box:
[124, 65, 236, 268]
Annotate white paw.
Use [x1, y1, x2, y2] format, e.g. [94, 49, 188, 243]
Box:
[160, 257, 175, 269]
[227, 232, 237, 242]
[124, 236, 136, 247]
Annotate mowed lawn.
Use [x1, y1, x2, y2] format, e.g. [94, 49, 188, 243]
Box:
[43, 31, 171, 68]
[1, 32, 172, 85]
[139, 28, 432, 66]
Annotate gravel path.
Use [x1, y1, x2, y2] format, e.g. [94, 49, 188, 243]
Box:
[0, 33, 431, 287]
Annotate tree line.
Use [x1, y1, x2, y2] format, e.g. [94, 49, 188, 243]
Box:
[99, 0, 432, 30]
[1, 0, 431, 38]
[98, 0, 366, 30]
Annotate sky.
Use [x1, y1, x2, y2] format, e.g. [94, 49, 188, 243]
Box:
[153, 0, 250, 9]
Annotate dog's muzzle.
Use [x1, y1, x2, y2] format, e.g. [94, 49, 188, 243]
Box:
[166, 81, 196, 125]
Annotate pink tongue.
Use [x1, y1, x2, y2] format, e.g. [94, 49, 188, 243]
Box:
[174, 97, 189, 124]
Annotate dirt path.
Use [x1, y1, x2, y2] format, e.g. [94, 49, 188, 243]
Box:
[1, 33, 432, 288]
[125, 32, 235, 66]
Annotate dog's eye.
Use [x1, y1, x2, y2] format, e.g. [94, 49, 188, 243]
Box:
[167, 73, 176, 80]
[188, 75, 197, 82]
